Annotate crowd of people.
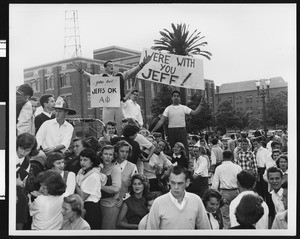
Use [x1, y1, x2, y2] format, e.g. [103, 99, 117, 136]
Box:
[15, 59, 288, 231]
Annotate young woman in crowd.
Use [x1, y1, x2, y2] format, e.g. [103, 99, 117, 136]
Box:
[45, 152, 76, 196]
[202, 189, 224, 230]
[230, 193, 264, 229]
[76, 148, 107, 229]
[29, 169, 66, 230]
[276, 155, 288, 183]
[99, 145, 122, 229]
[116, 174, 149, 229]
[188, 146, 210, 198]
[170, 142, 188, 169]
[61, 194, 91, 230]
[16, 133, 39, 230]
[143, 139, 172, 192]
[114, 140, 138, 206]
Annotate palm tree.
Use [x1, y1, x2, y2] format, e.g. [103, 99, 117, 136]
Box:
[152, 23, 212, 103]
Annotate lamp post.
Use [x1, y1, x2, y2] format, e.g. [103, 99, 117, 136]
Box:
[256, 79, 270, 138]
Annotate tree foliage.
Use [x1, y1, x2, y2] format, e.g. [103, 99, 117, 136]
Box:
[266, 90, 287, 127]
[152, 23, 212, 60]
[186, 93, 214, 134]
[150, 84, 174, 117]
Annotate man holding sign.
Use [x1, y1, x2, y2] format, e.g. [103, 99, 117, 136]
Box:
[150, 90, 205, 161]
[73, 55, 151, 135]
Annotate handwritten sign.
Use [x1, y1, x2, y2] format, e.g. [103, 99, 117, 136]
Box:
[137, 48, 204, 89]
[90, 76, 120, 108]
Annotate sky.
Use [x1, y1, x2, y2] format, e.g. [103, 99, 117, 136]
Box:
[9, 3, 296, 88]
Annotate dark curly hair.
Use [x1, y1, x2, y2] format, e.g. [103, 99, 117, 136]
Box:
[36, 169, 66, 196]
[235, 193, 264, 226]
[45, 152, 65, 170]
[79, 148, 100, 167]
[276, 155, 288, 170]
[202, 188, 225, 208]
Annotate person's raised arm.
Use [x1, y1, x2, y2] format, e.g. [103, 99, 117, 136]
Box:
[72, 60, 94, 78]
[190, 96, 205, 116]
[122, 55, 152, 81]
[150, 115, 167, 134]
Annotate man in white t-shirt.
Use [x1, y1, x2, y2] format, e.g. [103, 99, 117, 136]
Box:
[150, 90, 204, 160]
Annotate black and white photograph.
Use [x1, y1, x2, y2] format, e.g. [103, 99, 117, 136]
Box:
[4, 3, 298, 238]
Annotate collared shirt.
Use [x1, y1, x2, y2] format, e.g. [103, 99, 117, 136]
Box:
[17, 100, 35, 136]
[255, 146, 271, 168]
[42, 111, 52, 118]
[229, 190, 269, 229]
[271, 210, 287, 229]
[61, 217, 91, 230]
[235, 150, 258, 176]
[36, 118, 74, 152]
[172, 153, 181, 158]
[169, 190, 188, 210]
[121, 99, 143, 126]
[193, 155, 209, 177]
[212, 161, 242, 190]
[271, 188, 285, 213]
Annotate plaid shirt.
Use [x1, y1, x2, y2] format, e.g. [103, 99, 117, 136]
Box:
[235, 150, 258, 176]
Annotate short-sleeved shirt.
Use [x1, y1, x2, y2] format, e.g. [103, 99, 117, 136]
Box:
[163, 104, 192, 128]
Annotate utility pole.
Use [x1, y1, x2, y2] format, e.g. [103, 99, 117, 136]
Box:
[64, 10, 82, 59]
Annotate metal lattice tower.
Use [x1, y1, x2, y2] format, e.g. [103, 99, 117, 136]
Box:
[64, 10, 82, 59]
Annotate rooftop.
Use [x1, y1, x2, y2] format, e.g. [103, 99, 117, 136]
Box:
[217, 77, 287, 94]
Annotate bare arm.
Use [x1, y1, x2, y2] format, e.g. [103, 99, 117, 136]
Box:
[150, 115, 167, 134]
[189, 96, 205, 116]
[122, 55, 152, 81]
[116, 202, 138, 229]
[72, 60, 94, 78]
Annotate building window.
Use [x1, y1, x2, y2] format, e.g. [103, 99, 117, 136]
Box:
[227, 97, 232, 103]
[246, 95, 253, 103]
[237, 107, 243, 113]
[45, 75, 54, 90]
[235, 96, 242, 104]
[59, 73, 71, 88]
[257, 106, 263, 114]
[87, 92, 91, 109]
[151, 83, 155, 98]
[31, 79, 40, 93]
[61, 64, 67, 71]
[187, 88, 192, 96]
[246, 107, 253, 114]
[137, 79, 142, 92]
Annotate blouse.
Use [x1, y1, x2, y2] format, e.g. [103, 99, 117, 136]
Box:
[124, 195, 148, 224]
[61, 217, 91, 230]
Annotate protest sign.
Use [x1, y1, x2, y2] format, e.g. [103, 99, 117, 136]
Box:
[137, 48, 204, 89]
[90, 76, 120, 108]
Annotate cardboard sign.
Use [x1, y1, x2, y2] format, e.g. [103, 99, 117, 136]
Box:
[90, 76, 120, 108]
[137, 48, 204, 89]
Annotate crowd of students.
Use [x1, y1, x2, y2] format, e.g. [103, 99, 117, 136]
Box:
[15, 82, 288, 231]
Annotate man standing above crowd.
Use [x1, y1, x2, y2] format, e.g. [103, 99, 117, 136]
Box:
[34, 94, 55, 133]
[146, 165, 211, 230]
[235, 139, 258, 180]
[150, 90, 205, 160]
[73, 56, 151, 135]
[16, 83, 35, 136]
[211, 151, 242, 229]
[36, 97, 76, 155]
[121, 87, 143, 127]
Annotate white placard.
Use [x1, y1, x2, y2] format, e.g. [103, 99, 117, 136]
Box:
[90, 76, 120, 108]
[137, 48, 204, 89]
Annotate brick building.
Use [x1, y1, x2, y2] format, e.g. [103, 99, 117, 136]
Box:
[214, 77, 287, 128]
